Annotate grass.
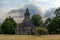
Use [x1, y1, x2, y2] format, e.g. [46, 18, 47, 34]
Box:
[0, 35, 60, 40]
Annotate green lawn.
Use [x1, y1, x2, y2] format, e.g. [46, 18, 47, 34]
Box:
[0, 35, 60, 40]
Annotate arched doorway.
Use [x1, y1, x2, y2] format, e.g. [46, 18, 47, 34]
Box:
[31, 28, 34, 35]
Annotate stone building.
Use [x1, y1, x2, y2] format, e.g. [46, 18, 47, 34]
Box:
[15, 8, 37, 35]
[40, 23, 48, 35]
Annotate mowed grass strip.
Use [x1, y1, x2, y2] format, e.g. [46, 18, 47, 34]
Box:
[0, 35, 60, 40]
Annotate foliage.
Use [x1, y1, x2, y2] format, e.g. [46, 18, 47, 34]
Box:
[17, 23, 22, 27]
[36, 27, 47, 35]
[45, 18, 52, 25]
[1, 16, 17, 34]
[47, 7, 60, 34]
[31, 14, 43, 26]
[54, 7, 60, 17]
[0, 25, 2, 34]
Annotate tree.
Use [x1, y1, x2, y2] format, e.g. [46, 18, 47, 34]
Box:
[45, 18, 52, 25]
[31, 14, 43, 26]
[55, 7, 60, 17]
[0, 24, 2, 34]
[1, 16, 17, 34]
[47, 7, 60, 34]
[54, 7, 60, 34]
[36, 27, 47, 35]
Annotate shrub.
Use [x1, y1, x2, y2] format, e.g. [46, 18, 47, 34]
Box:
[36, 27, 47, 35]
[1, 16, 17, 34]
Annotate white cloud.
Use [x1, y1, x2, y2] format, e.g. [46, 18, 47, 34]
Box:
[53, 0, 60, 7]
[0, 0, 60, 23]
[5, 13, 24, 23]
[1, 0, 9, 4]
[14, 18, 24, 23]
[0, 7, 18, 23]
[0, 3, 54, 23]
[0, 7, 17, 18]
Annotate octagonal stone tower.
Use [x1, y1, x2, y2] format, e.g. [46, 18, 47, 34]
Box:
[15, 8, 36, 35]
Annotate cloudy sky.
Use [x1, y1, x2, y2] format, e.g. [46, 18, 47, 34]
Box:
[0, 0, 60, 23]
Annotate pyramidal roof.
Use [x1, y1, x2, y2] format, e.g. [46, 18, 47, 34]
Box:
[25, 8, 30, 14]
